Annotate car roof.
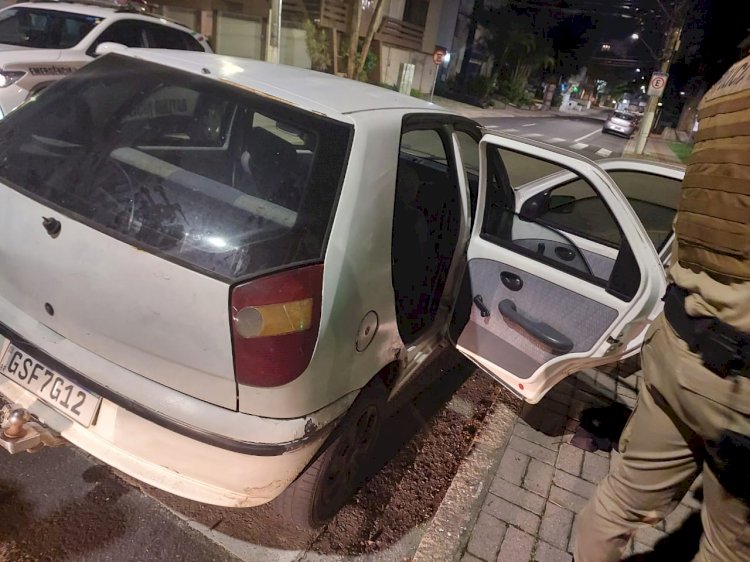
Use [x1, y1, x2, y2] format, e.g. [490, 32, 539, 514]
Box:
[119, 49, 451, 119]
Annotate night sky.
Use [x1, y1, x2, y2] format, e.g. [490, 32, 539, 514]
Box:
[582, 0, 749, 89]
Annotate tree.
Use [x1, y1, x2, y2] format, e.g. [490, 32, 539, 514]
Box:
[345, 0, 387, 80]
[303, 19, 331, 72]
[482, 5, 556, 104]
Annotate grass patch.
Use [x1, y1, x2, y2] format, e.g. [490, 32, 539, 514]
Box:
[667, 141, 693, 163]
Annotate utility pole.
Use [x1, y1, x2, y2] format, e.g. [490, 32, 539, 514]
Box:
[266, 0, 282, 64]
[634, 2, 689, 155]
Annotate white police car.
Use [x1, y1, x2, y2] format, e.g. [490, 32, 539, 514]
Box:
[0, 1, 211, 116]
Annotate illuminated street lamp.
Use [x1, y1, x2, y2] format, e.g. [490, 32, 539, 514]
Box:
[630, 32, 659, 61]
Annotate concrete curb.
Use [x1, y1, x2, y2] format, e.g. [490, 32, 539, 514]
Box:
[411, 396, 519, 562]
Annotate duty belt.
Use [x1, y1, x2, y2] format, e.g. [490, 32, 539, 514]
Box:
[663, 284, 750, 378]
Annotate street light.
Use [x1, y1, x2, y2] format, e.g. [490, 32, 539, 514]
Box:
[630, 32, 659, 61]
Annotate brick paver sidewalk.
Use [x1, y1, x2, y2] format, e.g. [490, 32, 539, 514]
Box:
[459, 361, 701, 562]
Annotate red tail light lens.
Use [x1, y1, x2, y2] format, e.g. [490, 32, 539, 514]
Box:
[230, 265, 323, 388]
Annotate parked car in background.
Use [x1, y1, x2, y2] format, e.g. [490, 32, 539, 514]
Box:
[0, 1, 210, 116]
[0, 50, 684, 529]
[602, 110, 638, 137]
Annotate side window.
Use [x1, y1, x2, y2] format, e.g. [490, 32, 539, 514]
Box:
[145, 23, 203, 51]
[500, 148, 565, 188]
[485, 147, 636, 295]
[537, 179, 622, 248]
[607, 171, 681, 251]
[90, 20, 146, 53]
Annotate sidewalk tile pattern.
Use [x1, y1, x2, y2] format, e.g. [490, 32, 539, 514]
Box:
[461, 359, 701, 562]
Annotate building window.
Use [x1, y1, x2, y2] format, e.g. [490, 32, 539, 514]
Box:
[403, 0, 428, 28]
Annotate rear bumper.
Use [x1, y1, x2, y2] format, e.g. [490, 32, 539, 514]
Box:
[602, 123, 634, 137]
[0, 374, 329, 506]
[0, 305, 356, 506]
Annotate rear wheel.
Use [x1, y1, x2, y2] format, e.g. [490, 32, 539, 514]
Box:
[272, 381, 386, 529]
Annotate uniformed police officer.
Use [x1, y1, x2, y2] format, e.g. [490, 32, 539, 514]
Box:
[574, 54, 750, 562]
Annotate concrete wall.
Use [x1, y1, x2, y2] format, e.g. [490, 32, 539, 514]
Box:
[387, 0, 407, 20]
[280, 27, 311, 69]
[162, 6, 199, 29]
[381, 45, 437, 94]
[421, 0, 443, 53]
[436, 0, 460, 49]
[214, 13, 264, 59]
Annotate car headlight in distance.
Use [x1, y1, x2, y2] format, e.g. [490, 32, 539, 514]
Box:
[0, 70, 25, 88]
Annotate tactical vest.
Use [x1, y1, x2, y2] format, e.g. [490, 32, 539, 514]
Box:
[675, 54, 750, 280]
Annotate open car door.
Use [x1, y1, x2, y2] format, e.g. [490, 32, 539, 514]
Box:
[450, 134, 667, 403]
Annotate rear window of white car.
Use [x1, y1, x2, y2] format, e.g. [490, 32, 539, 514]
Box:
[0, 55, 353, 280]
[613, 112, 635, 121]
[0, 7, 102, 48]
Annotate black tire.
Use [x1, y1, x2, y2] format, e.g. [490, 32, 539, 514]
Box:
[272, 381, 386, 529]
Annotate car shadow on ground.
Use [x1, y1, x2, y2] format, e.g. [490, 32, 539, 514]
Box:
[134, 350, 506, 557]
[0, 465, 129, 561]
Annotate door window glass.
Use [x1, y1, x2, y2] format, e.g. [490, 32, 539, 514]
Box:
[91, 20, 146, 50]
[500, 148, 565, 188]
[536, 179, 622, 248]
[0, 7, 101, 48]
[607, 171, 681, 251]
[145, 22, 203, 51]
[487, 147, 637, 297]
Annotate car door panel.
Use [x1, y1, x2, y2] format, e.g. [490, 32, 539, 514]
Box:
[458, 258, 618, 379]
[451, 134, 666, 403]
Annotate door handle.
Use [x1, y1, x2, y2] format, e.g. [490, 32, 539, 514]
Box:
[500, 271, 523, 291]
[498, 299, 574, 353]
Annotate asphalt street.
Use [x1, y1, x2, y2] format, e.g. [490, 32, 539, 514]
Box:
[475, 114, 629, 160]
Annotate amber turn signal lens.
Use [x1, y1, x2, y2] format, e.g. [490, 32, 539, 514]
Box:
[235, 298, 313, 338]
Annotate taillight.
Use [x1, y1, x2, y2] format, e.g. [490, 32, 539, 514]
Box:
[230, 265, 323, 388]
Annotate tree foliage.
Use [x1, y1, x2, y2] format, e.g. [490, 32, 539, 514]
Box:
[303, 19, 331, 72]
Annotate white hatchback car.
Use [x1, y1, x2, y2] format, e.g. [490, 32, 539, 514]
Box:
[0, 1, 211, 116]
[0, 49, 684, 527]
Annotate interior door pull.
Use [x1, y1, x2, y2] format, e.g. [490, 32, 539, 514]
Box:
[498, 299, 574, 353]
[473, 295, 491, 318]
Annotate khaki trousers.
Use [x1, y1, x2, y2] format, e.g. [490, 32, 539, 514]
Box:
[574, 313, 750, 562]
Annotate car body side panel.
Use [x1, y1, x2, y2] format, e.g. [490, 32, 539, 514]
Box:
[238, 110, 408, 418]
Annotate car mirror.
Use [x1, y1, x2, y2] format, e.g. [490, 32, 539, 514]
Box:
[93, 42, 128, 58]
[520, 191, 576, 220]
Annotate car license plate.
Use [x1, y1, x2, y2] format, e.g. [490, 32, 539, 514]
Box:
[0, 345, 101, 427]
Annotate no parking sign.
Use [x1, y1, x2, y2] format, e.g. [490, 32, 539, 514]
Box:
[648, 72, 668, 97]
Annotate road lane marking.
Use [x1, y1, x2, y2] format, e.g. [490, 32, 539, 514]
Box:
[596, 148, 613, 157]
[501, 128, 519, 133]
[522, 123, 537, 127]
[523, 133, 544, 138]
[570, 143, 589, 150]
[574, 128, 601, 142]
[548, 137, 567, 143]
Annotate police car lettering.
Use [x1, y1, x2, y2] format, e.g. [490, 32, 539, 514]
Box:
[28, 66, 76, 76]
